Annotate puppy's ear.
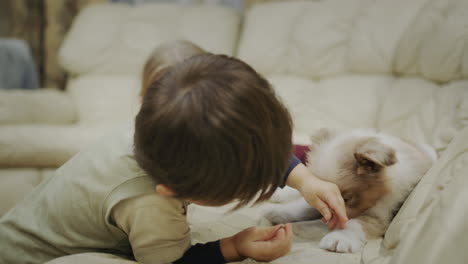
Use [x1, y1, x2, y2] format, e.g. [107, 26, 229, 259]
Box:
[354, 138, 397, 174]
[309, 128, 335, 147]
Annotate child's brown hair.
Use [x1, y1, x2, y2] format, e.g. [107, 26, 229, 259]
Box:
[134, 53, 293, 208]
[141, 40, 205, 98]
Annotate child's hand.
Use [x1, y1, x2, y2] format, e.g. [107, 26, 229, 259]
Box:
[220, 224, 293, 262]
[301, 175, 348, 229]
[287, 163, 348, 229]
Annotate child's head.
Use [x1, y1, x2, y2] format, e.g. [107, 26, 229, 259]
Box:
[141, 40, 205, 98]
[134, 53, 293, 208]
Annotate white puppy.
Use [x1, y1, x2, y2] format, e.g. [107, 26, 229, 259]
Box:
[265, 128, 436, 253]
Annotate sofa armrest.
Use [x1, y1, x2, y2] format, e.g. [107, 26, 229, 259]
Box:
[0, 89, 77, 124]
[382, 126, 468, 263]
[0, 125, 107, 167]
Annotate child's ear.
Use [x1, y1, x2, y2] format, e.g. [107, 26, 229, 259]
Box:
[155, 184, 176, 197]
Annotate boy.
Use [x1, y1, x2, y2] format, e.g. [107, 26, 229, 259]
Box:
[140, 40, 205, 98]
[0, 53, 347, 264]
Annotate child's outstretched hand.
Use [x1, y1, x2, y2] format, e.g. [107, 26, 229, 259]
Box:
[287, 163, 348, 230]
[220, 224, 293, 262]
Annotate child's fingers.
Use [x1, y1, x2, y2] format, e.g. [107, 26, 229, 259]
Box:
[328, 215, 338, 230]
[321, 214, 337, 229]
[268, 226, 292, 258]
[271, 224, 294, 242]
[328, 196, 348, 229]
[251, 228, 290, 261]
[314, 199, 332, 221]
[337, 215, 348, 229]
[281, 223, 293, 240]
[255, 225, 284, 241]
[271, 226, 286, 241]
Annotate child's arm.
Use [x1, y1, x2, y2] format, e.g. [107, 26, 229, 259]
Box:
[174, 223, 292, 263]
[285, 157, 348, 229]
[112, 194, 192, 264]
[280, 155, 302, 187]
[113, 194, 292, 264]
[173, 241, 224, 263]
[220, 223, 292, 262]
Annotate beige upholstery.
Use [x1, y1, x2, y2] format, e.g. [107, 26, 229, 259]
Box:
[45, 253, 137, 264]
[0, 2, 241, 192]
[1, 0, 467, 263]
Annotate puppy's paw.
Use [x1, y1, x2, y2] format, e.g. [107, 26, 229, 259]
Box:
[319, 231, 364, 253]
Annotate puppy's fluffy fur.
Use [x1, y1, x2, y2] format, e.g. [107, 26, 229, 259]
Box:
[265, 128, 436, 253]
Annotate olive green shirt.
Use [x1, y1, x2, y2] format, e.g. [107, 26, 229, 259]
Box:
[0, 123, 191, 264]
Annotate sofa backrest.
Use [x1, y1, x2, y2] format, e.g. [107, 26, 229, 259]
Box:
[57, 3, 240, 125]
[59, 2, 240, 76]
[237, 0, 468, 154]
[383, 126, 468, 263]
[237, 0, 468, 259]
[237, 0, 468, 82]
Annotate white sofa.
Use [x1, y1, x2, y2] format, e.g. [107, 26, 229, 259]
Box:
[0, 2, 240, 215]
[1, 0, 468, 263]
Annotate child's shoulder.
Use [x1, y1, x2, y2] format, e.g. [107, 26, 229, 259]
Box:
[55, 121, 154, 207]
[59, 122, 137, 179]
[111, 191, 187, 217]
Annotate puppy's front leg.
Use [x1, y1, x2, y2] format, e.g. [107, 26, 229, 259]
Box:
[319, 215, 387, 253]
[264, 197, 321, 224]
[269, 186, 301, 203]
[319, 219, 366, 253]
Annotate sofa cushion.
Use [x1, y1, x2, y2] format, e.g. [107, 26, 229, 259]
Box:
[238, 0, 358, 78]
[378, 79, 468, 153]
[238, 0, 468, 82]
[45, 253, 138, 264]
[0, 125, 108, 167]
[59, 3, 240, 75]
[187, 203, 361, 264]
[267, 74, 390, 144]
[382, 126, 468, 263]
[67, 74, 140, 125]
[266, 71, 468, 153]
[0, 89, 77, 124]
[395, 0, 468, 82]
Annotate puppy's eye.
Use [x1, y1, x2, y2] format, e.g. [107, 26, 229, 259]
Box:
[342, 194, 353, 203]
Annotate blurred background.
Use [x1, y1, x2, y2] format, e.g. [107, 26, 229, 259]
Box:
[1, 2, 468, 261]
[0, 0, 280, 90]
